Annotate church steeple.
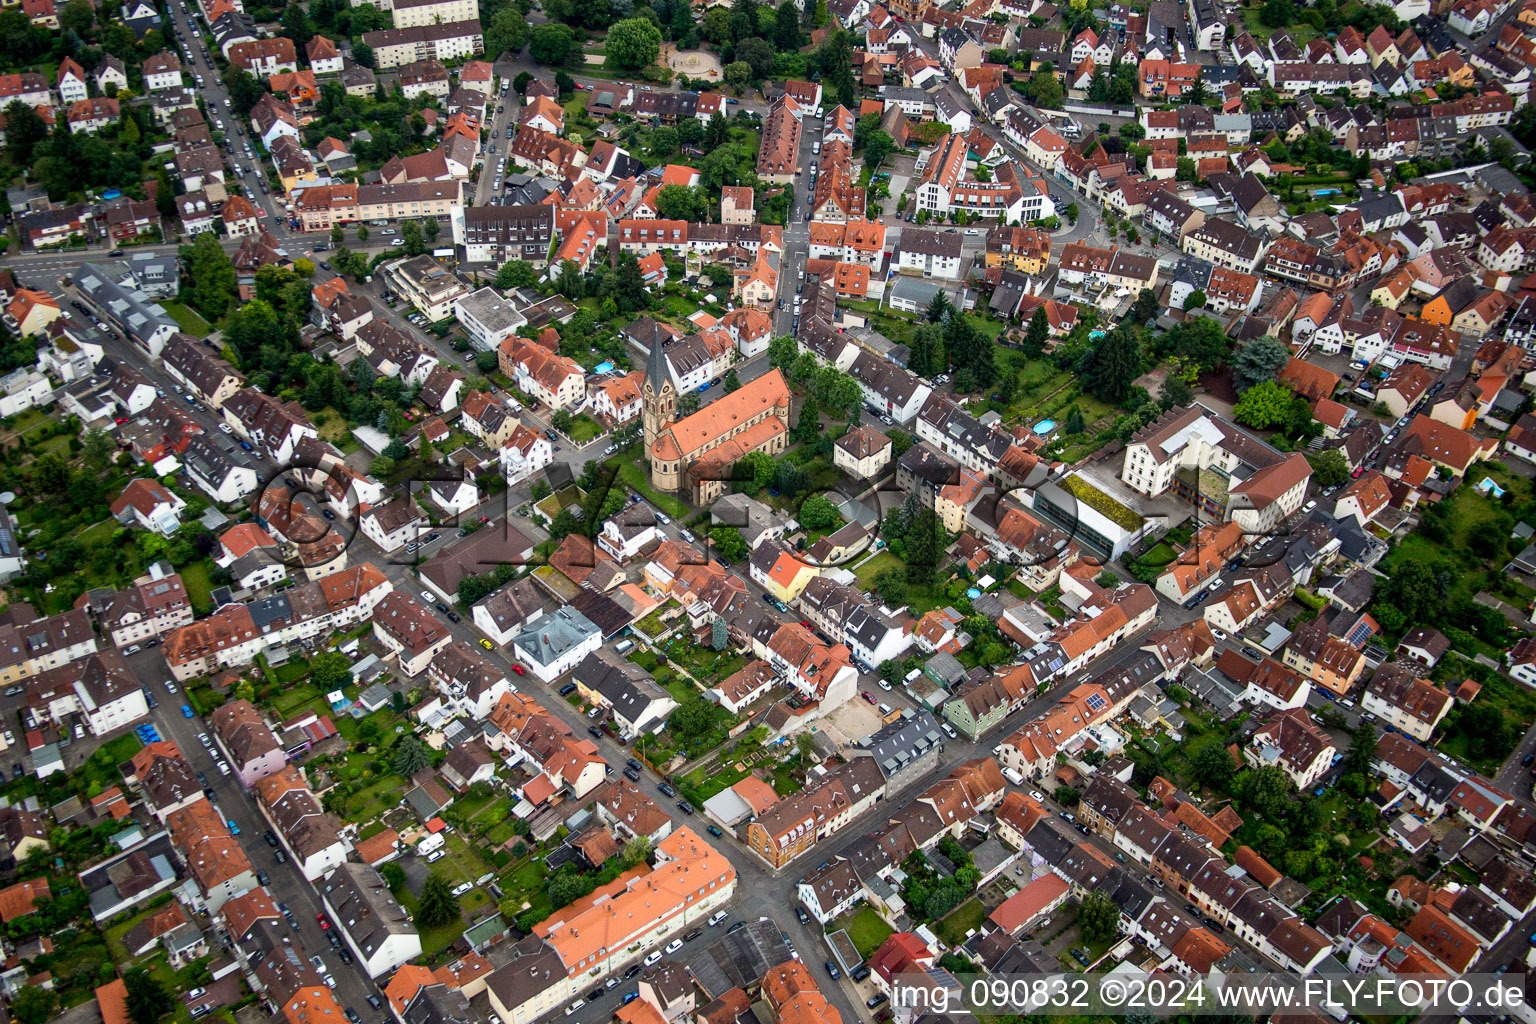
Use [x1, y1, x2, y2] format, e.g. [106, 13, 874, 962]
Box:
[640, 324, 675, 456]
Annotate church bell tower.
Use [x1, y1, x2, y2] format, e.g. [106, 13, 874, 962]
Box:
[640, 327, 676, 454]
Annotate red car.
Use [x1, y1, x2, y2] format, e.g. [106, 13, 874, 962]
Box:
[800, 621, 812, 629]
[316, 914, 330, 929]
[510, 664, 526, 676]
[862, 691, 877, 705]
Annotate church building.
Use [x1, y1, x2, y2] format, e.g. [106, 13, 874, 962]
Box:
[641, 337, 792, 505]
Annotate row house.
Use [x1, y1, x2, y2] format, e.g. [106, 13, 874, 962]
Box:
[293, 180, 461, 232]
[486, 689, 607, 798]
[806, 219, 887, 265]
[254, 765, 352, 880]
[81, 570, 194, 649]
[162, 565, 392, 679]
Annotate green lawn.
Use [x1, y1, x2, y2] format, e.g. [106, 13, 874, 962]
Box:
[271, 657, 312, 685]
[101, 732, 144, 765]
[1237, 5, 1319, 43]
[178, 560, 215, 615]
[935, 897, 986, 947]
[341, 773, 407, 821]
[853, 550, 903, 588]
[835, 906, 895, 959]
[618, 461, 691, 520]
[161, 301, 212, 336]
[567, 413, 604, 443]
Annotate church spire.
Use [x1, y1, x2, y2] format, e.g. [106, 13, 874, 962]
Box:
[644, 322, 668, 392]
[641, 325, 676, 456]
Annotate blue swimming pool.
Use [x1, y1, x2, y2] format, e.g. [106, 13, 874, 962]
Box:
[1034, 420, 1055, 435]
[594, 361, 615, 374]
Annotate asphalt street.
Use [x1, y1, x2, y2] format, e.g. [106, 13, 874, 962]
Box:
[120, 652, 387, 1023]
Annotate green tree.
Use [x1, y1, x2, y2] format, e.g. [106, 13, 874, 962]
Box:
[774, 0, 801, 48]
[722, 369, 742, 392]
[496, 259, 539, 290]
[370, 454, 396, 477]
[1344, 722, 1376, 778]
[1183, 289, 1207, 311]
[863, 129, 895, 172]
[1084, 326, 1142, 404]
[1078, 889, 1120, 944]
[1230, 335, 1289, 392]
[1023, 307, 1050, 357]
[223, 66, 269, 117]
[1238, 765, 1294, 820]
[1305, 449, 1349, 488]
[181, 232, 238, 321]
[735, 36, 775, 79]
[669, 696, 717, 738]
[352, 41, 375, 67]
[710, 615, 729, 651]
[798, 496, 843, 530]
[123, 970, 175, 1024]
[380, 862, 407, 891]
[710, 526, 748, 563]
[607, 16, 662, 72]
[486, 6, 531, 58]
[654, 184, 710, 220]
[391, 736, 431, 777]
[309, 650, 351, 691]
[1192, 743, 1236, 789]
[415, 873, 461, 928]
[1458, 704, 1513, 761]
[738, 450, 774, 490]
[9, 987, 54, 1024]
[1029, 68, 1063, 109]
[282, 0, 312, 50]
[651, 124, 679, 156]
[401, 219, 425, 256]
[1233, 380, 1294, 429]
[724, 60, 751, 90]
[530, 22, 578, 64]
[1259, 0, 1295, 26]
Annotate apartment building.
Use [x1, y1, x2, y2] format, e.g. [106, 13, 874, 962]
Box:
[390, 0, 478, 27]
[372, 591, 454, 677]
[360, 20, 484, 68]
[381, 255, 468, 323]
[455, 204, 555, 265]
[254, 764, 352, 879]
[209, 698, 288, 787]
[320, 862, 422, 977]
[486, 828, 734, 1024]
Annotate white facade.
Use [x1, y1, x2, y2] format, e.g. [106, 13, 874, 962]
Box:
[80, 684, 150, 736]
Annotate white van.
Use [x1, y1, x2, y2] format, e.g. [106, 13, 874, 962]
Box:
[1000, 766, 1027, 787]
[417, 832, 446, 855]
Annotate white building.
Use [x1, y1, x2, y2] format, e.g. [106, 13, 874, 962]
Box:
[454, 287, 526, 352]
[511, 605, 602, 683]
[319, 862, 422, 979]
